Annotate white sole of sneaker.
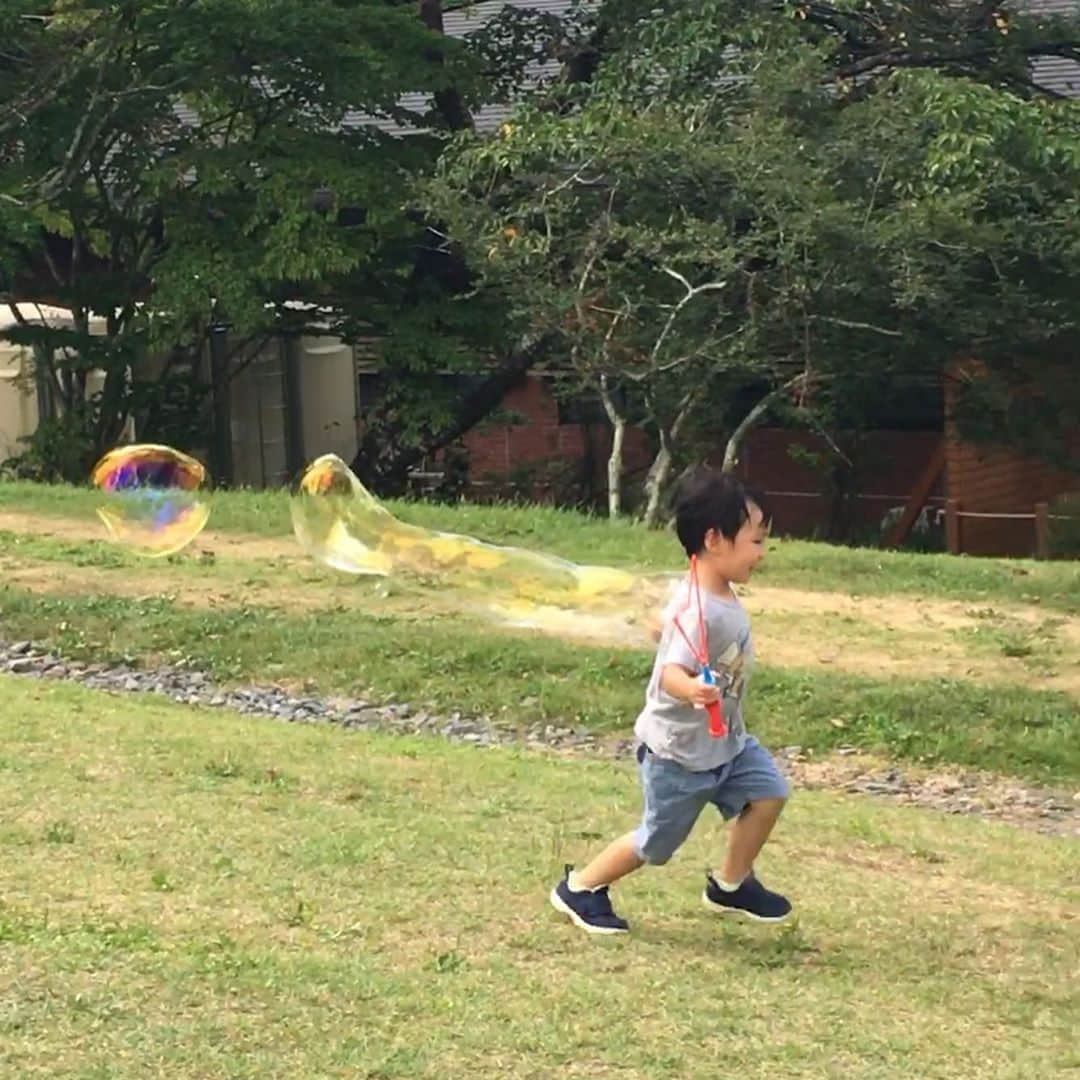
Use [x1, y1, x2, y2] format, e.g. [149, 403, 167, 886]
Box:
[549, 888, 629, 935]
[702, 891, 792, 923]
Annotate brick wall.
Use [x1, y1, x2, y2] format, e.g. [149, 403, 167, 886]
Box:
[728, 428, 945, 539]
[944, 362, 1080, 556]
[466, 391, 951, 533]
[461, 375, 651, 502]
[433, 369, 1078, 553]
[944, 437, 1079, 556]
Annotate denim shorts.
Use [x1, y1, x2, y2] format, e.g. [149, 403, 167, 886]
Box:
[631, 736, 790, 865]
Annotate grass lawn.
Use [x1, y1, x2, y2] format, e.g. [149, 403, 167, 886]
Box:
[0, 483, 1076, 784]
[1, 480, 1076, 613]
[0, 584, 1076, 783]
[0, 677, 1076, 1079]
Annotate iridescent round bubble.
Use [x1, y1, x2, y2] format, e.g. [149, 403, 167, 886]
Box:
[90, 444, 211, 557]
[290, 454, 677, 644]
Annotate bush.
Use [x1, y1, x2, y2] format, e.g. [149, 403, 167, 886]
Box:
[2, 409, 98, 483]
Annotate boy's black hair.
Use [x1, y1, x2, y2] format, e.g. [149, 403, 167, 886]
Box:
[673, 468, 771, 558]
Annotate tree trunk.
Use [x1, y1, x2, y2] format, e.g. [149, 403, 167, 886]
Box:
[607, 418, 625, 517]
[351, 332, 552, 495]
[598, 374, 624, 518]
[721, 372, 806, 473]
[418, 0, 474, 132]
[640, 393, 697, 528]
[641, 435, 672, 529]
[97, 365, 129, 450]
[208, 324, 235, 486]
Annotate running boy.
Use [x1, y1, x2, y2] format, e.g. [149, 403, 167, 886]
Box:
[550, 469, 791, 934]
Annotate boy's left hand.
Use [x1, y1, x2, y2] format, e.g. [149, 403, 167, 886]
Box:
[688, 676, 721, 708]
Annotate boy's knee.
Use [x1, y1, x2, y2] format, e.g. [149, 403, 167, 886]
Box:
[755, 773, 790, 806]
[633, 834, 678, 866]
[743, 795, 786, 818]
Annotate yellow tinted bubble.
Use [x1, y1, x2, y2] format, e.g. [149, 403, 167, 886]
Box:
[291, 455, 394, 575]
[574, 565, 639, 598]
[290, 454, 676, 644]
[90, 444, 211, 557]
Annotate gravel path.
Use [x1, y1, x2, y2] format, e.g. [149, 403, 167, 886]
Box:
[2, 638, 1075, 837]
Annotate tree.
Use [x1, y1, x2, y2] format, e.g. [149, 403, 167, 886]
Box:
[427, 0, 1080, 521]
[340, 0, 580, 495]
[837, 71, 1080, 473]
[557, 0, 1080, 99]
[427, 49, 887, 522]
[0, 0, 474, 479]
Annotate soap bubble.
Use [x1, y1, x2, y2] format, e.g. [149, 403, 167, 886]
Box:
[290, 453, 394, 576]
[90, 444, 211, 557]
[290, 454, 675, 643]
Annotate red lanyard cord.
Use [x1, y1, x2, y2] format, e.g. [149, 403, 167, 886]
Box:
[671, 554, 709, 667]
[669, 554, 728, 738]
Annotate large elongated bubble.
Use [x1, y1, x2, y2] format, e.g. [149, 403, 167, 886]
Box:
[291, 454, 674, 642]
[91, 444, 211, 557]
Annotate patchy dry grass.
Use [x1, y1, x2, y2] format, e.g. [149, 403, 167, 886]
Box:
[0, 510, 1077, 782]
[0, 480, 1076, 613]
[0, 676, 1076, 1078]
[0, 581, 1077, 781]
[2, 524, 1078, 700]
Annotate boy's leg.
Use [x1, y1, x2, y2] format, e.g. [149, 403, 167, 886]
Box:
[550, 747, 711, 934]
[720, 797, 785, 884]
[705, 737, 792, 922]
[577, 747, 711, 888]
[573, 832, 644, 890]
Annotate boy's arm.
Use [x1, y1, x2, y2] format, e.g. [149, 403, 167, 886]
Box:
[661, 663, 720, 707]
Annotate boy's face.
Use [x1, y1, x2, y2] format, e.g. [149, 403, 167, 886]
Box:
[704, 501, 769, 583]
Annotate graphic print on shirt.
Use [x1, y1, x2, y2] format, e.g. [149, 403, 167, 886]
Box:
[713, 631, 751, 737]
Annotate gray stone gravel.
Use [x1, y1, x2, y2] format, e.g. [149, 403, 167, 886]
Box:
[1, 637, 1075, 836]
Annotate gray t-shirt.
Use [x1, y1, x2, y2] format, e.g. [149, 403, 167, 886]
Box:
[633, 583, 754, 771]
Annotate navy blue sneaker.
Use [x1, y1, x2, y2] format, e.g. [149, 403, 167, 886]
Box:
[703, 871, 792, 923]
[550, 865, 629, 935]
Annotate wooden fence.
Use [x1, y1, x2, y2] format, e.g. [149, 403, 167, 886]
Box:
[943, 500, 1069, 560]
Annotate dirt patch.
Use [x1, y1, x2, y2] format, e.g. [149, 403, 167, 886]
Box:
[770, 748, 1079, 839]
[1, 510, 1077, 698]
[0, 510, 292, 563]
[741, 585, 975, 631]
[740, 585, 1080, 696]
[0, 560, 358, 618]
[741, 583, 1080, 643]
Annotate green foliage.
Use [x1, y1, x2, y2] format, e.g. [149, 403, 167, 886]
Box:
[2, 406, 98, 482]
[0, 0, 476, 478]
[346, 248, 519, 494]
[428, 0, 1080, 514]
[3, 0, 1078, 494]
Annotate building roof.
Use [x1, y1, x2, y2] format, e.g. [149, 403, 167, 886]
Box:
[172, 2, 1078, 135]
[1027, 0, 1080, 97]
[172, 0, 571, 136]
[355, 0, 571, 135]
[0, 304, 106, 333]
